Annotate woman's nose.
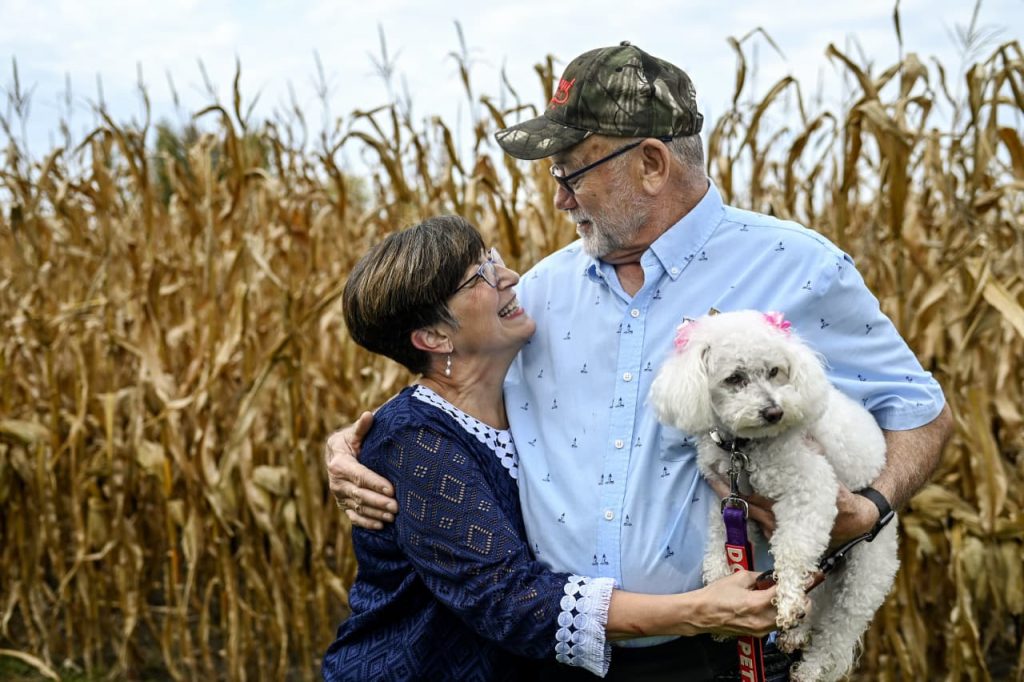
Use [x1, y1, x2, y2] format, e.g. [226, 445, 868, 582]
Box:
[497, 264, 520, 287]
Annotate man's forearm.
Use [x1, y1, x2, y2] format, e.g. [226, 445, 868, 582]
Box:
[875, 403, 954, 509]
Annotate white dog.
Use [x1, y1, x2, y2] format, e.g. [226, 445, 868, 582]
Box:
[649, 310, 899, 682]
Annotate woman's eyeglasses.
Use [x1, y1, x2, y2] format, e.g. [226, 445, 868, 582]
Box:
[453, 247, 505, 293]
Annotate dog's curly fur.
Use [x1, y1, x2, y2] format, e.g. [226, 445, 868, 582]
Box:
[649, 310, 899, 682]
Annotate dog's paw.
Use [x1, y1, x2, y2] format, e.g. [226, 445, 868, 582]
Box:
[776, 609, 809, 630]
[775, 595, 809, 631]
[777, 626, 809, 653]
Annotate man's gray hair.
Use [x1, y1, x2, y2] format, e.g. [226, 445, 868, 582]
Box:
[606, 133, 706, 185]
[667, 135, 705, 172]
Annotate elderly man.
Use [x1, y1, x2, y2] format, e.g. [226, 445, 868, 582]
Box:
[327, 42, 952, 680]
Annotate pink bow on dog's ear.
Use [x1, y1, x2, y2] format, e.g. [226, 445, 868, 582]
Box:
[674, 318, 698, 350]
[762, 311, 792, 334]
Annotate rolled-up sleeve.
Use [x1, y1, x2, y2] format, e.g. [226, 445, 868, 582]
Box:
[791, 251, 946, 430]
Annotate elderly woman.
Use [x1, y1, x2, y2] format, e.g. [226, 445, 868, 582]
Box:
[322, 216, 777, 681]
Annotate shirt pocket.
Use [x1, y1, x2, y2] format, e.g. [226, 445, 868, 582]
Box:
[658, 426, 698, 462]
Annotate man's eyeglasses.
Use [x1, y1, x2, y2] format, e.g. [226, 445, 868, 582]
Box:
[549, 136, 673, 195]
[454, 247, 505, 294]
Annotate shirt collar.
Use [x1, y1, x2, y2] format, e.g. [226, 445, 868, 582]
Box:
[649, 181, 725, 280]
[582, 182, 726, 284]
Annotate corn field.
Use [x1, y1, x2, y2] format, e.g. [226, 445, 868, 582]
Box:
[1, 30, 1022, 681]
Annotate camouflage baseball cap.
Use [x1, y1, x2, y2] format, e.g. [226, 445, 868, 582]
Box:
[495, 41, 703, 160]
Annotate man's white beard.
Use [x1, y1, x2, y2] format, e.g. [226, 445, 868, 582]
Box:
[574, 175, 650, 259]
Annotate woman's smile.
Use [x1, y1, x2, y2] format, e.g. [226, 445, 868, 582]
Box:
[498, 296, 523, 319]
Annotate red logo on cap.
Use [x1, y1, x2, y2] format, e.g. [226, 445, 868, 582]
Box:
[549, 78, 576, 108]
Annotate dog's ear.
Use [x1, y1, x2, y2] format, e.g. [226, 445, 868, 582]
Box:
[649, 341, 714, 433]
[785, 335, 830, 421]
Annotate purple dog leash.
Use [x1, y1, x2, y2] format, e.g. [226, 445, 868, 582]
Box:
[713, 430, 768, 682]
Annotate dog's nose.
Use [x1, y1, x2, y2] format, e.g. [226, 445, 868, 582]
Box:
[761, 406, 784, 423]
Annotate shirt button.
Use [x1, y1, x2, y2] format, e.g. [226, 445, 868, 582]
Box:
[630, 309, 640, 318]
[604, 510, 614, 521]
[614, 439, 624, 449]
[623, 372, 633, 382]
[670, 267, 680, 275]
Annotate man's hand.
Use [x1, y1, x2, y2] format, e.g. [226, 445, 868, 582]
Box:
[830, 485, 879, 545]
[325, 412, 399, 530]
[832, 406, 953, 545]
[710, 478, 880, 548]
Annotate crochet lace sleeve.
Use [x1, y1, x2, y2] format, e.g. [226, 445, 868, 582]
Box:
[379, 423, 613, 676]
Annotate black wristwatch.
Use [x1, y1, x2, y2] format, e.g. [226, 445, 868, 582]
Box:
[855, 486, 895, 541]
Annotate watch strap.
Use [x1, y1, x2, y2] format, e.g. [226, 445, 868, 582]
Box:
[855, 486, 895, 540]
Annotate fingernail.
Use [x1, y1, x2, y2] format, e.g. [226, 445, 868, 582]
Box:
[383, 513, 394, 522]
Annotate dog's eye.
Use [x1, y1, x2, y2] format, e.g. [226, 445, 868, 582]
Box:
[724, 373, 745, 386]
[769, 367, 779, 378]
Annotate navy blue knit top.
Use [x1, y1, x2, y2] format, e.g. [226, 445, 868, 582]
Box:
[322, 386, 613, 681]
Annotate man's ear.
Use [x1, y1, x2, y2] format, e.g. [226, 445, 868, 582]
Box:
[639, 138, 672, 195]
[410, 327, 452, 354]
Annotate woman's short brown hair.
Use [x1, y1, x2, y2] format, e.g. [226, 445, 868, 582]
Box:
[343, 216, 486, 374]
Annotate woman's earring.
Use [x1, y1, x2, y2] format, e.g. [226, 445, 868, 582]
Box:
[444, 354, 452, 377]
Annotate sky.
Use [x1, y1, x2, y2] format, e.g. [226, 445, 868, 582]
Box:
[1, 0, 1022, 165]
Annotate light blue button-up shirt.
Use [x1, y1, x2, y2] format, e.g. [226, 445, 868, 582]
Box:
[504, 183, 944, 623]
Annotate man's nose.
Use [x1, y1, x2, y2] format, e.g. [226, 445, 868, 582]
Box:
[553, 183, 577, 211]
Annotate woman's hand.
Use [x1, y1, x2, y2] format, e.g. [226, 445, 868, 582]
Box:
[690, 570, 780, 638]
[606, 570, 779, 640]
